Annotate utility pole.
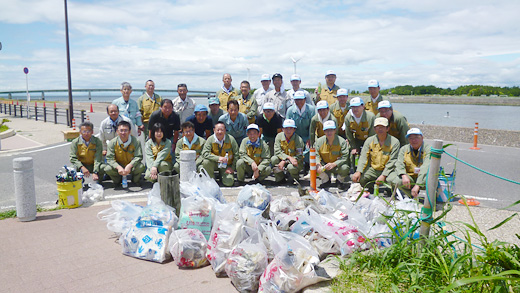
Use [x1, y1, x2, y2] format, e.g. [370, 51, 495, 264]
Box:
[64, 0, 74, 126]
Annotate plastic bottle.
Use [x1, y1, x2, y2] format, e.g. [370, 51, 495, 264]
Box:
[374, 183, 379, 196]
[122, 175, 128, 188]
[219, 153, 228, 169]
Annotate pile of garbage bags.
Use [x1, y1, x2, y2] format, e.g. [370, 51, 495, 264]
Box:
[98, 177, 421, 293]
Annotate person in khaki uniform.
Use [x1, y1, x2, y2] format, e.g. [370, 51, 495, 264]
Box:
[144, 123, 172, 182]
[174, 121, 206, 174]
[137, 80, 162, 139]
[365, 79, 387, 115]
[388, 128, 431, 198]
[315, 70, 340, 105]
[309, 100, 337, 146]
[329, 88, 350, 138]
[344, 97, 376, 156]
[236, 124, 272, 183]
[201, 121, 239, 187]
[376, 100, 410, 146]
[235, 80, 258, 124]
[69, 121, 104, 183]
[352, 117, 400, 188]
[271, 119, 304, 183]
[314, 120, 350, 188]
[216, 73, 239, 111]
[105, 120, 146, 186]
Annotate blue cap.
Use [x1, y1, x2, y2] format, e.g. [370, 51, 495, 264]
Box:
[195, 104, 208, 112]
[316, 100, 329, 110]
[349, 97, 364, 107]
[406, 128, 423, 138]
[208, 97, 220, 105]
[323, 120, 336, 130]
[377, 100, 392, 109]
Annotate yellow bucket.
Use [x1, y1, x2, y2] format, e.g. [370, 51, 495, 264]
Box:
[57, 180, 83, 208]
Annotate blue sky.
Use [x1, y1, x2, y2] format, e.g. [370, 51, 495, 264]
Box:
[0, 0, 519, 93]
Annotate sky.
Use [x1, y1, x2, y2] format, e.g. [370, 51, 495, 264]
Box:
[0, 0, 519, 93]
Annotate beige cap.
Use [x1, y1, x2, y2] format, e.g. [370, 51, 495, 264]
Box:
[374, 117, 389, 127]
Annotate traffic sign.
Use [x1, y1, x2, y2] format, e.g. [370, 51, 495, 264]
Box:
[23, 67, 29, 74]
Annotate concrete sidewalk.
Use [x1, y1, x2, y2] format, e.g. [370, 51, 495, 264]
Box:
[0, 201, 237, 293]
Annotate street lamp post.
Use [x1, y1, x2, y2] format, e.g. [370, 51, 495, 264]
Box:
[64, 0, 74, 126]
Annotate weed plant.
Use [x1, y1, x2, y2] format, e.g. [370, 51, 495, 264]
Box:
[332, 198, 520, 292]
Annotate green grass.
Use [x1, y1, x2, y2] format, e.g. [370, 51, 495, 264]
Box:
[331, 200, 520, 292]
[0, 205, 65, 220]
[0, 124, 7, 132]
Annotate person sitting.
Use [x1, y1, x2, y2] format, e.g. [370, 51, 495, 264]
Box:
[309, 100, 337, 146]
[219, 99, 249, 145]
[201, 121, 239, 187]
[352, 117, 400, 190]
[314, 120, 350, 189]
[186, 104, 213, 139]
[174, 121, 206, 174]
[376, 100, 410, 146]
[256, 102, 283, 156]
[236, 124, 272, 184]
[144, 123, 173, 182]
[69, 121, 104, 184]
[272, 119, 304, 183]
[105, 120, 146, 186]
[99, 104, 137, 156]
[388, 128, 431, 197]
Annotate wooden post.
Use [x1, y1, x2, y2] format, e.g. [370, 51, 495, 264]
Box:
[419, 139, 443, 239]
[158, 172, 181, 217]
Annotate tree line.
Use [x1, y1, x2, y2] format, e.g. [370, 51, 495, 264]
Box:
[374, 85, 520, 97]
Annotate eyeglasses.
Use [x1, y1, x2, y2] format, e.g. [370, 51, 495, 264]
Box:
[118, 129, 130, 133]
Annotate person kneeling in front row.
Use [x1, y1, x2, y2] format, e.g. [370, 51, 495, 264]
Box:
[201, 121, 238, 187]
[105, 120, 146, 186]
[237, 124, 272, 184]
[144, 122, 173, 182]
[315, 120, 350, 189]
[174, 121, 206, 174]
[69, 121, 104, 184]
[271, 119, 304, 183]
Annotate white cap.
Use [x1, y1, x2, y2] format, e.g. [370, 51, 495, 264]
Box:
[316, 100, 329, 110]
[290, 74, 301, 81]
[261, 74, 270, 81]
[325, 70, 336, 77]
[377, 100, 392, 109]
[349, 97, 364, 107]
[263, 102, 275, 111]
[247, 124, 260, 132]
[293, 91, 305, 100]
[336, 88, 348, 96]
[283, 119, 297, 128]
[374, 117, 389, 127]
[368, 79, 379, 88]
[323, 120, 336, 130]
[406, 128, 423, 138]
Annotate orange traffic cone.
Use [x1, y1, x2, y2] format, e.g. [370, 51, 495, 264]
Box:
[43, 101, 46, 108]
[54, 102, 57, 108]
[72, 118, 76, 131]
[89, 104, 94, 113]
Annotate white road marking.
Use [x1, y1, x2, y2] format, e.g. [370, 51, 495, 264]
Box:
[459, 195, 498, 201]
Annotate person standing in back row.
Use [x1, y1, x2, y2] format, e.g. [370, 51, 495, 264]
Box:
[365, 79, 387, 115]
[172, 83, 196, 124]
[112, 82, 143, 136]
[263, 73, 289, 118]
[315, 70, 340, 106]
[137, 80, 162, 140]
[254, 74, 273, 113]
[216, 73, 239, 111]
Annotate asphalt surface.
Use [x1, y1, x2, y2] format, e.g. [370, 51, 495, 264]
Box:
[1, 112, 519, 212]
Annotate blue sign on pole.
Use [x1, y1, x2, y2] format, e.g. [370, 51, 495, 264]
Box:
[23, 67, 29, 74]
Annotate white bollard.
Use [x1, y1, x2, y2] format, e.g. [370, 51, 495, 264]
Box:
[13, 157, 37, 221]
[179, 150, 197, 182]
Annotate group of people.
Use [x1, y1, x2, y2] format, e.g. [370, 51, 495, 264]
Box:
[70, 73, 431, 197]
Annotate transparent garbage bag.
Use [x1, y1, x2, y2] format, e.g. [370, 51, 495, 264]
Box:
[82, 182, 104, 203]
[168, 229, 209, 268]
[97, 200, 143, 235]
[178, 196, 215, 241]
[237, 184, 271, 211]
[120, 224, 172, 263]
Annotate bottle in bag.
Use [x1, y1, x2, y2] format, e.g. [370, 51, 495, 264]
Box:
[122, 175, 128, 188]
[374, 183, 379, 196]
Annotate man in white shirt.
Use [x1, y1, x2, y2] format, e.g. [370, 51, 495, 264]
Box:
[286, 74, 313, 108]
[99, 104, 137, 156]
[253, 73, 273, 113]
[172, 83, 196, 123]
[263, 73, 289, 119]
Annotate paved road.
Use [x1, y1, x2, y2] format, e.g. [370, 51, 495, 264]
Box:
[1, 113, 519, 211]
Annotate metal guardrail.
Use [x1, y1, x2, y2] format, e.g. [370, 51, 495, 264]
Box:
[0, 102, 86, 126]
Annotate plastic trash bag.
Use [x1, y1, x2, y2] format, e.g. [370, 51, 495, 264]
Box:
[136, 201, 178, 229]
[180, 169, 226, 203]
[237, 184, 271, 211]
[178, 196, 215, 241]
[97, 200, 143, 235]
[169, 229, 209, 268]
[82, 183, 104, 203]
[198, 168, 226, 203]
[147, 182, 162, 206]
[206, 203, 246, 276]
[225, 231, 269, 292]
[258, 236, 327, 293]
[120, 224, 172, 263]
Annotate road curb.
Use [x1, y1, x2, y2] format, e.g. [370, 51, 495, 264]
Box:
[0, 128, 15, 139]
